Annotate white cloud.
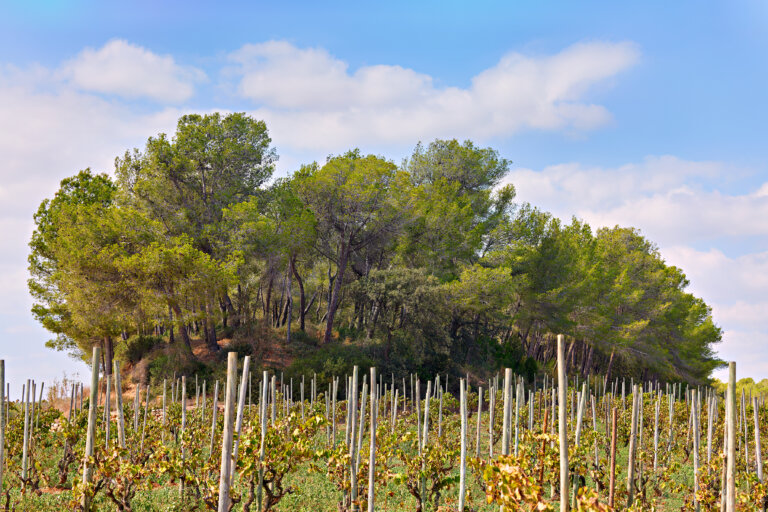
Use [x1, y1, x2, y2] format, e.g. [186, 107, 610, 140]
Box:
[62, 39, 206, 102]
[711, 330, 768, 382]
[504, 156, 768, 248]
[0, 61, 183, 390]
[713, 301, 768, 331]
[0, 70, 182, 216]
[661, 246, 768, 306]
[229, 40, 639, 149]
[232, 41, 433, 110]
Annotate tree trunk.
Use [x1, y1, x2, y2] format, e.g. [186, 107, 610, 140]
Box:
[223, 292, 237, 327]
[384, 309, 398, 361]
[304, 291, 318, 321]
[367, 301, 380, 340]
[104, 336, 114, 376]
[291, 256, 306, 331]
[219, 298, 228, 329]
[235, 285, 243, 328]
[202, 316, 210, 346]
[264, 274, 273, 326]
[256, 282, 264, 317]
[316, 285, 324, 322]
[605, 348, 616, 386]
[286, 259, 293, 344]
[565, 339, 576, 373]
[582, 345, 594, 377]
[323, 242, 349, 345]
[209, 322, 217, 349]
[275, 273, 286, 328]
[520, 323, 532, 352]
[168, 305, 175, 344]
[170, 303, 192, 351]
[205, 301, 219, 351]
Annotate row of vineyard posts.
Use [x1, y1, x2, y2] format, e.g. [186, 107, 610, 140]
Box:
[0, 335, 764, 510]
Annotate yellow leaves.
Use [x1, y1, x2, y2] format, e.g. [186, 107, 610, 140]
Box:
[480, 455, 554, 511]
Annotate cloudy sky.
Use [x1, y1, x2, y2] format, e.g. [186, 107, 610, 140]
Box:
[1, 0, 766, 391]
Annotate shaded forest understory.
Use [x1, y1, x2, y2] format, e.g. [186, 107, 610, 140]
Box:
[29, 112, 723, 388]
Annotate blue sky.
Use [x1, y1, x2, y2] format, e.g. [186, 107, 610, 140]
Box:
[0, 0, 766, 391]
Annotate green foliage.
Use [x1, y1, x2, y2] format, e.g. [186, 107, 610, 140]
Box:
[401, 139, 515, 280]
[286, 343, 375, 388]
[222, 339, 254, 359]
[29, 113, 723, 386]
[115, 335, 163, 364]
[711, 377, 768, 396]
[116, 112, 276, 255]
[28, 169, 117, 354]
[147, 345, 209, 384]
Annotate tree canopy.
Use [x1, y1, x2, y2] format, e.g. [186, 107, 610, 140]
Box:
[29, 112, 723, 384]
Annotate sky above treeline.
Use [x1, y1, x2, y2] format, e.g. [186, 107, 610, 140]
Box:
[1, 0, 766, 391]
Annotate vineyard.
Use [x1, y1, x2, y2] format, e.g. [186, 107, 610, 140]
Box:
[0, 337, 765, 511]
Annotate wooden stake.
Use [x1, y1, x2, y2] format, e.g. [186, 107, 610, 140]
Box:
[627, 385, 639, 507]
[0, 360, 4, 496]
[113, 361, 126, 450]
[653, 396, 660, 472]
[489, 380, 495, 457]
[475, 386, 483, 458]
[140, 386, 149, 454]
[514, 379, 522, 456]
[367, 368, 377, 512]
[230, 356, 251, 485]
[353, 378, 368, 512]
[693, 391, 701, 512]
[257, 372, 269, 511]
[332, 377, 338, 446]
[217, 352, 238, 512]
[755, 396, 764, 483]
[104, 376, 111, 447]
[133, 382, 140, 432]
[557, 334, 569, 512]
[180, 375, 186, 498]
[726, 362, 736, 512]
[458, 378, 467, 512]
[502, 368, 512, 456]
[538, 408, 549, 487]
[437, 375, 443, 438]
[208, 380, 219, 460]
[349, 366, 359, 511]
[22, 379, 30, 483]
[609, 407, 617, 508]
[82, 347, 101, 511]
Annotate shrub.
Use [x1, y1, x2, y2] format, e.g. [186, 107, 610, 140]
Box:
[288, 328, 318, 347]
[116, 335, 163, 365]
[221, 339, 253, 359]
[218, 325, 236, 340]
[147, 344, 210, 385]
[285, 342, 375, 390]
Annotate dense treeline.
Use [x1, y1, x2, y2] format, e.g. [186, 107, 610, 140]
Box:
[28, 112, 723, 384]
